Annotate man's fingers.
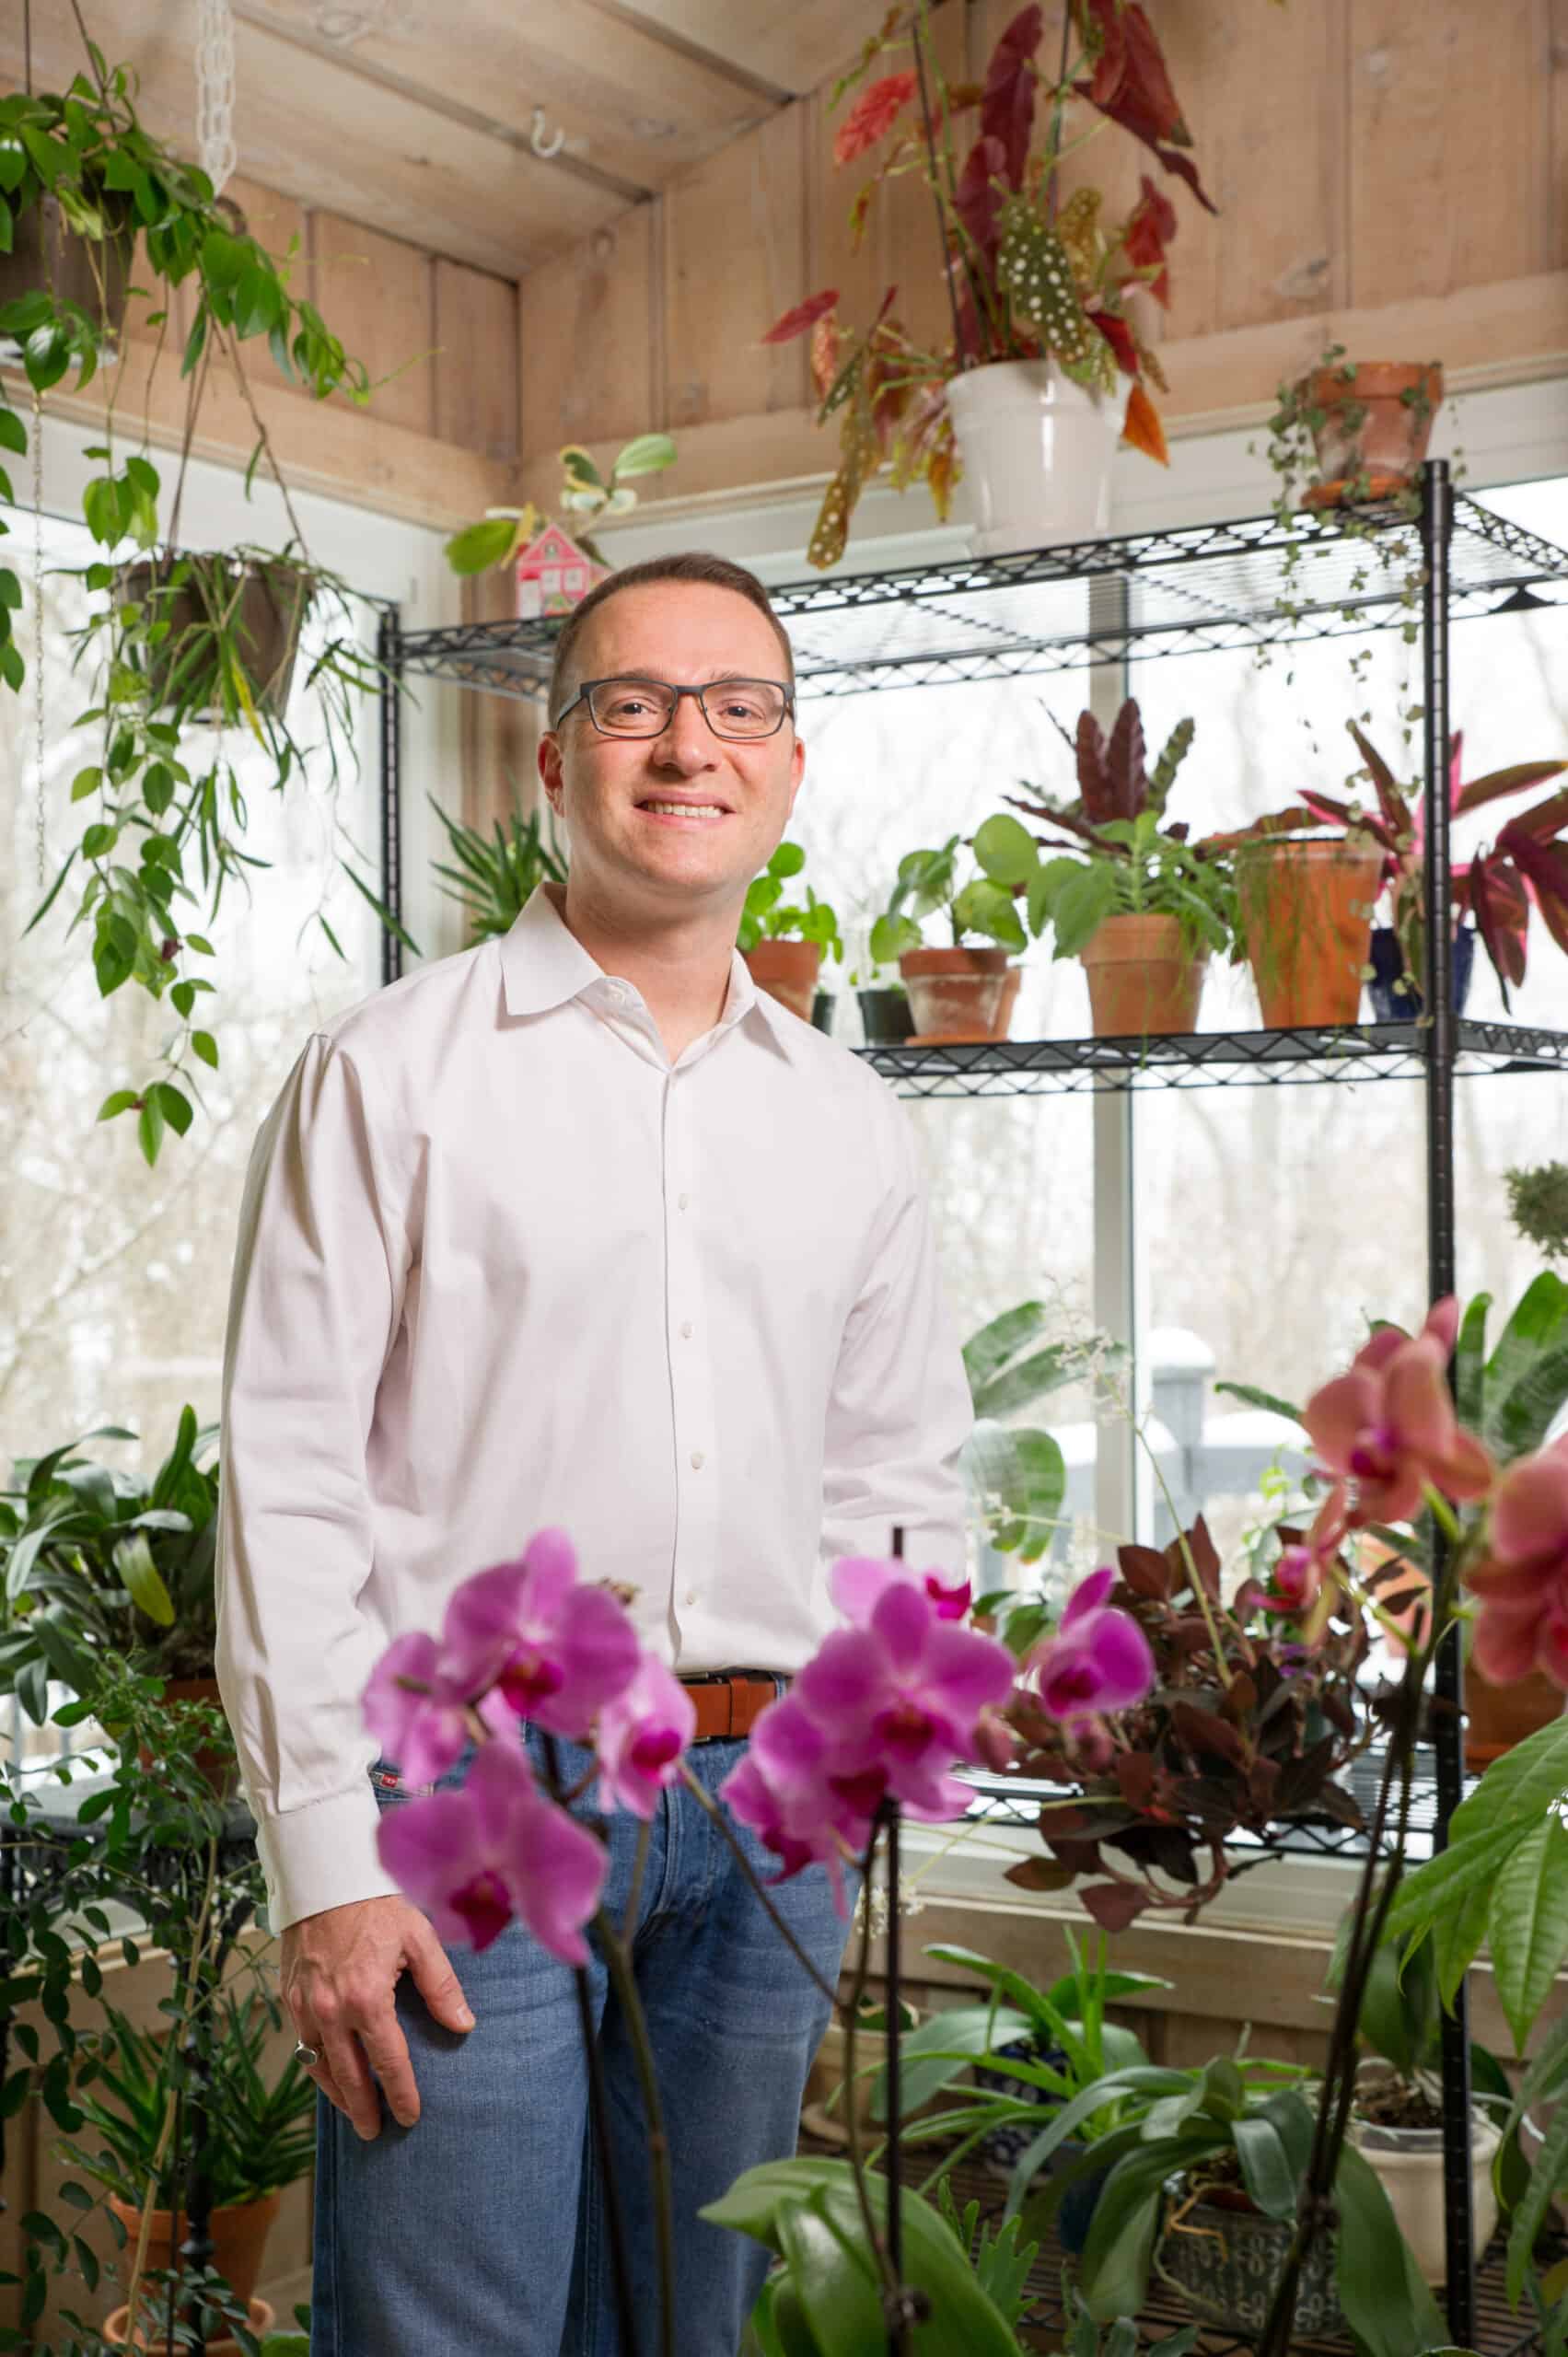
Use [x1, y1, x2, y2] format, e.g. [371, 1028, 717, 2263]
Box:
[321, 2028, 385, 2141]
[406, 1918, 475, 2034]
[358, 2011, 423, 2131]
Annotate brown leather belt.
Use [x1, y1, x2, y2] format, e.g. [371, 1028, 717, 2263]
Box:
[679, 1670, 782, 1743]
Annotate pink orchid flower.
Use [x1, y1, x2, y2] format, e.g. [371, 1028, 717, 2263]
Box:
[595, 1656, 697, 1819]
[362, 1631, 515, 1787]
[1303, 1299, 1495, 1527]
[1263, 1487, 1352, 1620]
[721, 1695, 876, 1914]
[792, 1580, 1016, 1818]
[442, 1527, 641, 1738]
[1467, 1437, 1568, 1688]
[830, 1553, 973, 1626]
[376, 1737, 608, 1964]
[1024, 1568, 1156, 1722]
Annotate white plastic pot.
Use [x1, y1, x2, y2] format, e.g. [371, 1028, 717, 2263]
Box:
[946, 362, 1121, 555]
[1348, 2101, 1501, 2285]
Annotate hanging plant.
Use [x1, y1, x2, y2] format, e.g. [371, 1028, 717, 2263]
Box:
[3, 41, 409, 1167]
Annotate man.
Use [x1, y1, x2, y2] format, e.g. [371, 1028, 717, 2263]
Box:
[215, 551, 973, 2354]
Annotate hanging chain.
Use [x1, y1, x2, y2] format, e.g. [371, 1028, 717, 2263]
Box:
[196, 0, 238, 195]
[33, 388, 46, 888]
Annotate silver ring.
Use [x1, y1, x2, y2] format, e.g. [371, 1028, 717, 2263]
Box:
[294, 2041, 320, 2067]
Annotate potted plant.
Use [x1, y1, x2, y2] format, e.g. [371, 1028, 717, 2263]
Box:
[846, 945, 915, 1045]
[1267, 350, 1444, 509]
[63, 1987, 317, 2349]
[427, 793, 569, 945]
[442, 432, 679, 579]
[1330, 1918, 1508, 2285]
[4, 59, 403, 1163]
[0, 1406, 221, 1729]
[1507, 1161, 1568, 1263]
[801, 1991, 922, 2145]
[1203, 794, 1384, 1029]
[872, 833, 1028, 1042]
[960, 1300, 1115, 1569]
[983, 699, 1236, 1036]
[761, 1, 1225, 565]
[737, 842, 844, 1020]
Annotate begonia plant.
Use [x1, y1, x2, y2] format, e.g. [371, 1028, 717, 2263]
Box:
[761, 1, 1220, 566]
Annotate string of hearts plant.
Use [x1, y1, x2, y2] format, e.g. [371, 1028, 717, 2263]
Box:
[761, 0, 1219, 569]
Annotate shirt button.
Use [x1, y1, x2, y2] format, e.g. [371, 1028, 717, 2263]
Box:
[678, 1191, 689, 1211]
[690, 1449, 704, 1469]
[684, 1589, 697, 1607]
[609, 982, 627, 1001]
[680, 1320, 693, 1340]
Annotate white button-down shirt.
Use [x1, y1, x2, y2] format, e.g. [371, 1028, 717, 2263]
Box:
[215, 883, 972, 1932]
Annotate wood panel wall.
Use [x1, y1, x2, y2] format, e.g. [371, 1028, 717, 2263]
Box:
[517, 0, 1568, 510]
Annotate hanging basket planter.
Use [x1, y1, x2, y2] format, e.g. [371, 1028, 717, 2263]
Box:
[119, 553, 313, 723]
[1300, 362, 1444, 509]
[0, 191, 136, 351]
[1237, 838, 1382, 1028]
[899, 946, 1015, 1043]
[945, 363, 1121, 556]
[1080, 913, 1207, 1038]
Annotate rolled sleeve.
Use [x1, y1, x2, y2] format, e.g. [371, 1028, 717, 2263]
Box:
[819, 1104, 972, 1578]
[215, 1032, 409, 1932]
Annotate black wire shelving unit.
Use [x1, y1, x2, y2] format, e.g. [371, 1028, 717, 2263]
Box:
[376, 465, 1568, 2349]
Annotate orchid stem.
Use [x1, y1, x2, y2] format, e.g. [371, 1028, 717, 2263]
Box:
[594, 1887, 676, 2357]
[677, 1765, 839, 2005]
[842, 1820, 901, 2307]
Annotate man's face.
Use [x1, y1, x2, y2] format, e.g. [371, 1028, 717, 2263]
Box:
[539, 582, 805, 926]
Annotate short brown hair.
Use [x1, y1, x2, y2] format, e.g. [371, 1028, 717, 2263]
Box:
[545, 552, 796, 725]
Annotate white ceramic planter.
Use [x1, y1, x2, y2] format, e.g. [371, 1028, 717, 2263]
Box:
[946, 361, 1121, 555]
[1348, 2105, 1501, 2285]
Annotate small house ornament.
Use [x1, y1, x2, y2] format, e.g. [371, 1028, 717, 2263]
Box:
[515, 522, 609, 621]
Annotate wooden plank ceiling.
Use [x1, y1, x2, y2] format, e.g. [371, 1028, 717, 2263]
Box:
[4, 0, 897, 282]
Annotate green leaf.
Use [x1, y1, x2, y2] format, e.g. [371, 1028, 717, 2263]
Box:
[1232, 2107, 1303, 2222]
[1430, 1869, 1492, 2010]
[1491, 1817, 1568, 2052]
[1448, 1713, 1568, 1846]
[71, 765, 103, 801]
[1454, 1291, 1490, 1431]
[559, 444, 606, 491]
[610, 431, 678, 478]
[972, 812, 1039, 888]
[1484, 1271, 1568, 1459]
[774, 2194, 884, 2355]
[1383, 1822, 1523, 1945]
[137, 1092, 165, 1167]
[112, 1532, 175, 1626]
[155, 1081, 193, 1136]
[996, 202, 1096, 365]
[1078, 2144, 1185, 2321]
[1212, 1378, 1306, 1425]
[96, 1089, 139, 1123]
[191, 1028, 219, 1068]
[1334, 2141, 1446, 2357]
[0, 406, 27, 456]
[443, 515, 521, 575]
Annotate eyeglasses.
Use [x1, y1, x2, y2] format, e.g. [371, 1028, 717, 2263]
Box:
[553, 676, 795, 740]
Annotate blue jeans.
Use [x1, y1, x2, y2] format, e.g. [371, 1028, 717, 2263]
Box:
[310, 1726, 857, 2356]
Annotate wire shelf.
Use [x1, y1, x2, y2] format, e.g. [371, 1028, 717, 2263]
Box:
[852, 1018, 1568, 1097]
[394, 493, 1568, 702]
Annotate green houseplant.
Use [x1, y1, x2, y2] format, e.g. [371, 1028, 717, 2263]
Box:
[427, 793, 569, 946]
[872, 832, 1028, 1043]
[960, 1299, 1114, 1570]
[981, 698, 1237, 1038]
[761, 0, 1223, 565]
[0, 1406, 220, 1726]
[3, 49, 407, 1167]
[737, 842, 844, 1022]
[442, 433, 679, 579]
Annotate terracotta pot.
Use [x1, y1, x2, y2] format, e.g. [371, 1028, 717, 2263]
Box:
[135, 1676, 233, 1794]
[997, 964, 1023, 1036]
[120, 554, 311, 720]
[108, 2192, 281, 2313]
[1080, 913, 1207, 1038]
[1302, 361, 1444, 505]
[1465, 1655, 1564, 1771]
[105, 2294, 273, 2355]
[900, 946, 1012, 1043]
[743, 939, 823, 1021]
[800, 2006, 923, 2146]
[0, 192, 135, 336]
[1237, 839, 1382, 1028]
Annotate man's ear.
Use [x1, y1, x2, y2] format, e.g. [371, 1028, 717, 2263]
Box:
[539, 726, 563, 815]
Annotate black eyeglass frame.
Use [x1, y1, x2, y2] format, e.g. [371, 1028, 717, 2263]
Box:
[552, 675, 796, 739]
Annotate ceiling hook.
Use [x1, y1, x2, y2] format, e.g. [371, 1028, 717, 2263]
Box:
[529, 106, 566, 160]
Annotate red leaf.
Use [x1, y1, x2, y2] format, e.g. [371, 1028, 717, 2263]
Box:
[1123, 173, 1177, 306]
[1080, 1880, 1149, 1933]
[1106, 696, 1146, 821]
[1004, 1853, 1078, 1894]
[1503, 784, 1568, 843]
[1347, 720, 1414, 841]
[1074, 0, 1217, 211]
[1469, 850, 1528, 1005]
[1117, 1542, 1173, 1598]
[834, 71, 918, 167]
[981, 5, 1044, 192]
[954, 133, 1008, 267]
[1503, 832, 1568, 957]
[1456, 758, 1568, 819]
[761, 288, 840, 345]
[1121, 380, 1168, 466]
[1088, 307, 1139, 375]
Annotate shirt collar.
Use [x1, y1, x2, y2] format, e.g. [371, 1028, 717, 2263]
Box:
[497, 881, 805, 1064]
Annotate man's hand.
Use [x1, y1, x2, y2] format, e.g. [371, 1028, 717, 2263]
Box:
[282, 1896, 474, 2138]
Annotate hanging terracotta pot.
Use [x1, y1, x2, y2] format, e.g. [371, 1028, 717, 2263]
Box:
[119, 554, 311, 722]
[945, 363, 1121, 555]
[107, 2192, 281, 2314]
[743, 939, 822, 1021]
[1237, 839, 1382, 1028]
[1301, 362, 1443, 507]
[1079, 913, 1207, 1038]
[0, 192, 135, 341]
[900, 946, 1012, 1043]
[1464, 1656, 1564, 1771]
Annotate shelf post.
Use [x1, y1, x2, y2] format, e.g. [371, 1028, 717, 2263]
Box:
[1421, 456, 1475, 2344]
[377, 606, 404, 988]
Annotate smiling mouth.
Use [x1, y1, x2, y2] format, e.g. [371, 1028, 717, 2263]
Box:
[638, 800, 730, 820]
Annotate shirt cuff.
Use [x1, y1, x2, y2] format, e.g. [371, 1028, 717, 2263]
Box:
[251, 1782, 402, 1934]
